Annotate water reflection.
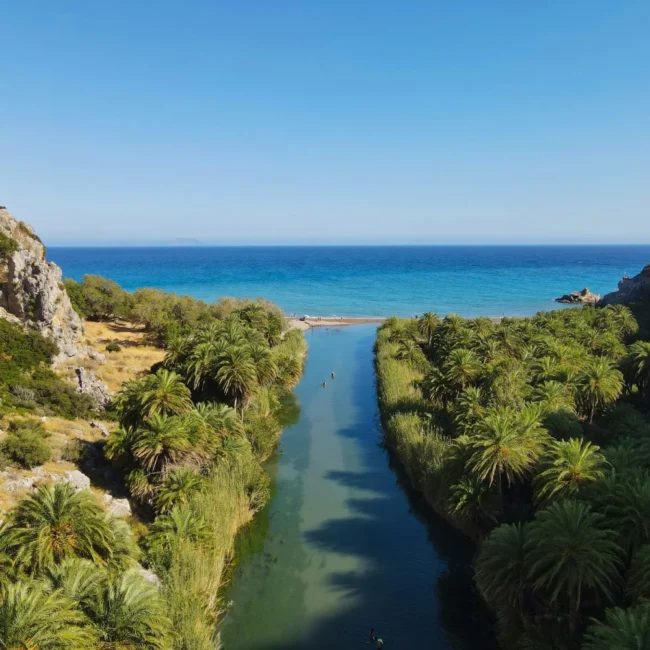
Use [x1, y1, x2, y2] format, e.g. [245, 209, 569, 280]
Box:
[221, 326, 494, 649]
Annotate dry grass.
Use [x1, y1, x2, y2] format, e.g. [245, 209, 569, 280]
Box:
[82, 321, 165, 392]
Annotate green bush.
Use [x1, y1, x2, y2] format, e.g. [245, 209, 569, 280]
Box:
[0, 319, 93, 418]
[105, 342, 122, 353]
[61, 439, 87, 463]
[0, 232, 18, 258]
[1, 419, 51, 468]
[63, 278, 90, 318]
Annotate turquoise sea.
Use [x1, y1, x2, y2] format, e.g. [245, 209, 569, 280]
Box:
[49, 246, 650, 317]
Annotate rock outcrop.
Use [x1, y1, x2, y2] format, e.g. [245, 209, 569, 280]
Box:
[0, 207, 85, 362]
[599, 264, 650, 306]
[75, 368, 111, 410]
[555, 287, 601, 305]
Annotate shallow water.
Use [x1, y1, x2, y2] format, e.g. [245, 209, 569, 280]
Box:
[220, 325, 495, 650]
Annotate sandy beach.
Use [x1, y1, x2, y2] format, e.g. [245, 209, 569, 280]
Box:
[287, 316, 386, 331]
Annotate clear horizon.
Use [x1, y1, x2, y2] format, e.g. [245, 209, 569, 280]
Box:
[47, 242, 650, 249]
[2, 2, 650, 245]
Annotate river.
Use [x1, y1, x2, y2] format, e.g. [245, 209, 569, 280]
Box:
[220, 325, 495, 650]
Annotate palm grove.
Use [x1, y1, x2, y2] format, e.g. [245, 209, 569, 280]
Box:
[375, 304, 650, 649]
[0, 275, 306, 649]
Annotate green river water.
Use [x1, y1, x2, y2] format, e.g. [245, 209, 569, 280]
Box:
[221, 325, 495, 650]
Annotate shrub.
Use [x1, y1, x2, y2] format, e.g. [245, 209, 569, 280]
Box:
[1, 419, 51, 468]
[63, 278, 90, 318]
[106, 342, 122, 353]
[0, 232, 18, 258]
[61, 439, 88, 463]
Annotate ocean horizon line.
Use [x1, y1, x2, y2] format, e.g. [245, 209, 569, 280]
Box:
[47, 242, 650, 249]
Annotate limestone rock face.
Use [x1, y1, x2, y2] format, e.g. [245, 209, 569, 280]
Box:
[555, 287, 601, 305]
[599, 264, 650, 306]
[0, 207, 84, 362]
[75, 368, 111, 410]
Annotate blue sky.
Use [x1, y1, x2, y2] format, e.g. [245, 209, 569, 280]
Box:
[1, 1, 649, 245]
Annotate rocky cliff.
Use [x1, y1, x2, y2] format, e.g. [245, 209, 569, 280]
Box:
[599, 264, 650, 306]
[0, 207, 85, 362]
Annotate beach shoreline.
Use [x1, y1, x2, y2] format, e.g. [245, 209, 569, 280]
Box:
[286, 316, 386, 331]
[286, 314, 514, 331]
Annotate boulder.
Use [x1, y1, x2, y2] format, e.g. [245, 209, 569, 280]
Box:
[555, 287, 600, 305]
[108, 497, 132, 518]
[75, 368, 111, 410]
[90, 420, 110, 437]
[599, 264, 650, 306]
[62, 469, 91, 491]
[3, 475, 36, 492]
[0, 207, 86, 362]
[135, 564, 162, 588]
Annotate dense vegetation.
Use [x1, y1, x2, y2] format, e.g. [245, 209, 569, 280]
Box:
[1, 273, 306, 648]
[375, 305, 650, 649]
[65, 274, 284, 347]
[104, 302, 306, 648]
[0, 482, 170, 648]
[0, 319, 94, 419]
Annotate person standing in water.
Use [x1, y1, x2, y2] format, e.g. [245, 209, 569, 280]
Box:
[376, 639, 384, 648]
[331, 371, 335, 379]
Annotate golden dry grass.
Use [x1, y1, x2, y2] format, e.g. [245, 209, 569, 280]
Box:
[82, 320, 165, 392]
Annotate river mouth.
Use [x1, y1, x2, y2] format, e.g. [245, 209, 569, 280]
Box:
[220, 325, 495, 650]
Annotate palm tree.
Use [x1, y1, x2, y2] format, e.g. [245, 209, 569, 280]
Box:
[532, 356, 561, 383]
[418, 312, 439, 347]
[470, 406, 548, 490]
[607, 304, 639, 337]
[216, 345, 257, 410]
[525, 500, 622, 627]
[626, 544, 650, 603]
[444, 348, 481, 392]
[247, 343, 278, 385]
[622, 341, 650, 401]
[0, 483, 116, 574]
[447, 475, 499, 525]
[534, 439, 608, 504]
[604, 470, 650, 553]
[395, 339, 427, 369]
[0, 580, 97, 649]
[533, 380, 575, 414]
[141, 369, 193, 419]
[148, 506, 209, 548]
[454, 385, 486, 432]
[264, 312, 284, 346]
[577, 357, 624, 423]
[163, 334, 190, 371]
[422, 366, 449, 406]
[582, 606, 650, 650]
[475, 522, 528, 608]
[155, 467, 204, 513]
[91, 570, 171, 649]
[132, 414, 191, 476]
[44, 557, 105, 611]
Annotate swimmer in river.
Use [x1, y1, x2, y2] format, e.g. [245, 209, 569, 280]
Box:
[376, 638, 384, 649]
[369, 628, 376, 642]
[331, 372, 335, 379]
[322, 382, 327, 388]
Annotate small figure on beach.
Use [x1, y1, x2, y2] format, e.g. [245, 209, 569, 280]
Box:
[331, 371, 335, 379]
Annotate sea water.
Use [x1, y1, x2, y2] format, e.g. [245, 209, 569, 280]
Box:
[50, 245, 650, 317]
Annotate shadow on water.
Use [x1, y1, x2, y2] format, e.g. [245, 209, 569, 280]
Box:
[222, 326, 495, 650]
